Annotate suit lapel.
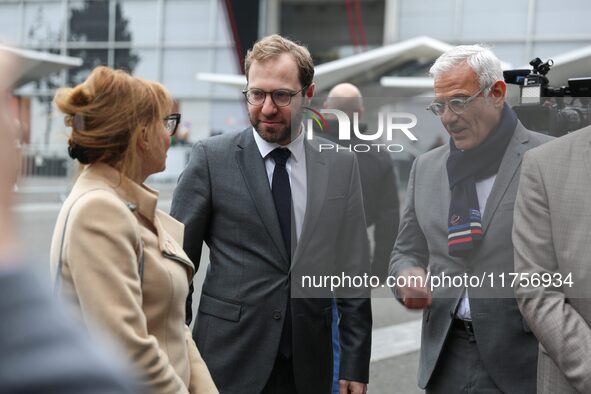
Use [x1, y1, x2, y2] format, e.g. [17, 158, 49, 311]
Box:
[482, 123, 529, 232]
[235, 129, 290, 266]
[582, 132, 591, 186]
[292, 138, 328, 265]
[440, 148, 452, 220]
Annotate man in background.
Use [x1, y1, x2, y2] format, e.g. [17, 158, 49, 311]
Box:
[318, 83, 399, 283]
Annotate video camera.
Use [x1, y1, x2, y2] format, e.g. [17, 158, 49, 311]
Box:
[504, 57, 591, 136]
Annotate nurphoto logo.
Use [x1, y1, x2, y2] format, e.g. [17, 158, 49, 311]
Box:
[303, 107, 419, 152]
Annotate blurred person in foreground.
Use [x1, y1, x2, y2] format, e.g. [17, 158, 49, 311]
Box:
[49, 66, 217, 394]
[513, 124, 591, 393]
[0, 48, 138, 394]
[389, 45, 552, 393]
[171, 34, 371, 394]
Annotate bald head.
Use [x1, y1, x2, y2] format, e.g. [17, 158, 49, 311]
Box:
[324, 83, 364, 118]
[327, 83, 362, 99]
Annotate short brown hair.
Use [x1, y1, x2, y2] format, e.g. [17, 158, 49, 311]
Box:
[54, 66, 172, 180]
[244, 34, 314, 88]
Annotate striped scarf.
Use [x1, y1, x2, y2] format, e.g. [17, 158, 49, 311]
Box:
[446, 104, 517, 257]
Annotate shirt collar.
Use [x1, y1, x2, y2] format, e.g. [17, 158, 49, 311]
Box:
[252, 125, 306, 164]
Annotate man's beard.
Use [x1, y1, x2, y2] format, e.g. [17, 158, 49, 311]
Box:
[250, 110, 304, 145]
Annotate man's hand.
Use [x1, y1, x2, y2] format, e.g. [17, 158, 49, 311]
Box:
[397, 267, 432, 309]
[339, 380, 367, 394]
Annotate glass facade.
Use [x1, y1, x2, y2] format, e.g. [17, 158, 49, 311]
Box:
[276, 0, 591, 74]
[0, 0, 247, 146]
[396, 0, 591, 66]
[3, 0, 591, 146]
[280, 0, 386, 63]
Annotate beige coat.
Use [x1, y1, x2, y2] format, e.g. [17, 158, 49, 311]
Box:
[50, 163, 217, 394]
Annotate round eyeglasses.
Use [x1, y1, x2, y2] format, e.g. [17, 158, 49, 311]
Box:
[426, 86, 489, 116]
[242, 86, 307, 107]
[164, 113, 181, 136]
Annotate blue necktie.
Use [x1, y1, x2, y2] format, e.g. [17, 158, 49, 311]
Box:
[270, 147, 292, 358]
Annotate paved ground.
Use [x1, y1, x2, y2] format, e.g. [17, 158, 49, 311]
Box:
[14, 176, 425, 394]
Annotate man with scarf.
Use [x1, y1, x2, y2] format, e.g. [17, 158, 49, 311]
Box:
[389, 45, 552, 394]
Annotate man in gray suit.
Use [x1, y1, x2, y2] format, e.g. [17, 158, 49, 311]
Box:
[389, 45, 551, 393]
[171, 34, 372, 394]
[514, 124, 591, 393]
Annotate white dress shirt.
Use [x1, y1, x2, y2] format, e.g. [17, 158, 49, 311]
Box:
[455, 174, 496, 321]
[252, 128, 307, 243]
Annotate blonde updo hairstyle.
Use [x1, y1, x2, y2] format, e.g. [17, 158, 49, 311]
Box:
[54, 66, 172, 180]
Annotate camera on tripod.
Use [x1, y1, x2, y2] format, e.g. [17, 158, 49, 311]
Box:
[504, 57, 591, 136]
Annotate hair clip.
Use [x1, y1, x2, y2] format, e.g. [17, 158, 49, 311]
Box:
[73, 113, 85, 131]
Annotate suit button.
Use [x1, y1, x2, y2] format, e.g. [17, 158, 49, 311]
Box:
[272, 310, 282, 320]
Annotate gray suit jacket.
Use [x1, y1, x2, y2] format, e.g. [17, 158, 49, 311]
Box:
[171, 129, 372, 394]
[0, 269, 138, 394]
[390, 122, 551, 393]
[514, 125, 591, 393]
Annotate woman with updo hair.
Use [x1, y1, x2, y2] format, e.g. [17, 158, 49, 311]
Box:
[50, 66, 218, 394]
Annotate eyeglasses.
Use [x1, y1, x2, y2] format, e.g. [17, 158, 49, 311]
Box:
[242, 86, 307, 107]
[426, 86, 489, 116]
[164, 113, 181, 136]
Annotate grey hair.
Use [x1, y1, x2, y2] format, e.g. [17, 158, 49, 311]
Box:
[429, 45, 503, 95]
